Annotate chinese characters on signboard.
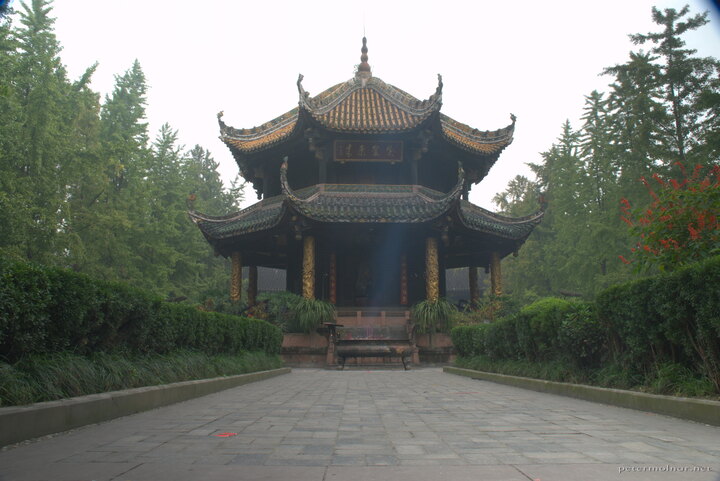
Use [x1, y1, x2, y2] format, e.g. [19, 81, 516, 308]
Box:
[334, 140, 403, 163]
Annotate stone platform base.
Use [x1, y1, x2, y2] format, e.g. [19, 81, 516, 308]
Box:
[282, 332, 456, 367]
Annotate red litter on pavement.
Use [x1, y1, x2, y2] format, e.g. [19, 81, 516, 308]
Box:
[212, 432, 238, 437]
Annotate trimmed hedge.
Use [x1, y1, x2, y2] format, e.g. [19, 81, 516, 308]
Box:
[0, 259, 282, 362]
[597, 255, 720, 390]
[452, 298, 603, 369]
[452, 256, 720, 394]
[451, 324, 489, 358]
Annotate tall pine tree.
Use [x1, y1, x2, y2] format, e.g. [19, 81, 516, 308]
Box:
[630, 6, 720, 167]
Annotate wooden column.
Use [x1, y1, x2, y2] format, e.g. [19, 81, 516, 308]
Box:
[302, 235, 316, 299]
[230, 251, 242, 303]
[329, 251, 337, 305]
[425, 237, 439, 301]
[490, 251, 502, 296]
[248, 265, 258, 307]
[400, 253, 408, 306]
[469, 266, 479, 305]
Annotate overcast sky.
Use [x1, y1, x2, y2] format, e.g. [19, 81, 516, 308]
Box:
[45, 0, 720, 211]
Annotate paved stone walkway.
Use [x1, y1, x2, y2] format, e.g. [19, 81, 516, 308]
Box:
[1, 368, 718, 480]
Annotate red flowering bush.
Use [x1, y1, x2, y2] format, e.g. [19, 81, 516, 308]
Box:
[619, 163, 720, 271]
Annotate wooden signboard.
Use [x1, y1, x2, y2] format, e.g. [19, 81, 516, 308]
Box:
[333, 140, 403, 163]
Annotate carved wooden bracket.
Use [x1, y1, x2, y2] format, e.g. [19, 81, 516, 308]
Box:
[305, 128, 329, 161]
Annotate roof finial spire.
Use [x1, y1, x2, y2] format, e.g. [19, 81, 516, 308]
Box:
[357, 37, 372, 79]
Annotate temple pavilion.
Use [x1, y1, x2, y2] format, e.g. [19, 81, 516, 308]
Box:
[190, 39, 543, 310]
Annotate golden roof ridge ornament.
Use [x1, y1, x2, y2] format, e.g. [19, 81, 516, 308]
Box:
[356, 37, 372, 86]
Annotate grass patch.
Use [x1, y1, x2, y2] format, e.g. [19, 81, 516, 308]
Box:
[455, 356, 591, 385]
[455, 356, 719, 399]
[0, 350, 282, 407]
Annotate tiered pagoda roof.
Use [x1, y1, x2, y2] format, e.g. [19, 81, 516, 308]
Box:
[191, 157, 542, 258]
[218, 39, 516, 187]
[220, 94, 515, 157]
[191, 186, 542, 245]
[194, 38, 543, 261]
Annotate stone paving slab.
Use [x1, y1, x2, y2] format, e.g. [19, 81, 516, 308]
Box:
[0, 368, 718, 480]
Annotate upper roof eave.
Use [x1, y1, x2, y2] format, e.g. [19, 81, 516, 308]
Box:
[218, 107, 301, 156]
[439, 113, 516, 157]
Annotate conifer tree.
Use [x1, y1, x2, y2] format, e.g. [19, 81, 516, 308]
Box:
[604, 52, 668, 203]
[0, 1, 244, 303]
[497, 5, 719, 299]
[0, 0, 98, 265]
[71, 60, 152, 283]
[629, 6, 720, 166]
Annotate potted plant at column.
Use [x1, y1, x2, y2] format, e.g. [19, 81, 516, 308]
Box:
[294, 298, 337, 333]
[412, 298, 457, 347]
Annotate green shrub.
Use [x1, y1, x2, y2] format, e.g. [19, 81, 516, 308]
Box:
[515, 298, 572, 361]
[655, 256, 720, 391]
[0, 260, 52, 359]
[451, 324, 488, 357]
[557, 302, 605, 369]
[457, 298, 605, 367]
[257, 291, 304, 332]
[0, 259, 283, 362]
[484, 316, 519, 360]
[597, 277, 664, 377]
[454, 256, 720, 396]
[597, 255, 720, 391]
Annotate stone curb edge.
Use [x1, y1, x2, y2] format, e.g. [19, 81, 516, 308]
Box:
[0, 367, 291, 447]
[444, 366, 720, 427]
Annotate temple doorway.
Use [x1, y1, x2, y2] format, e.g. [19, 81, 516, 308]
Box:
[335, 230, 402, 307]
